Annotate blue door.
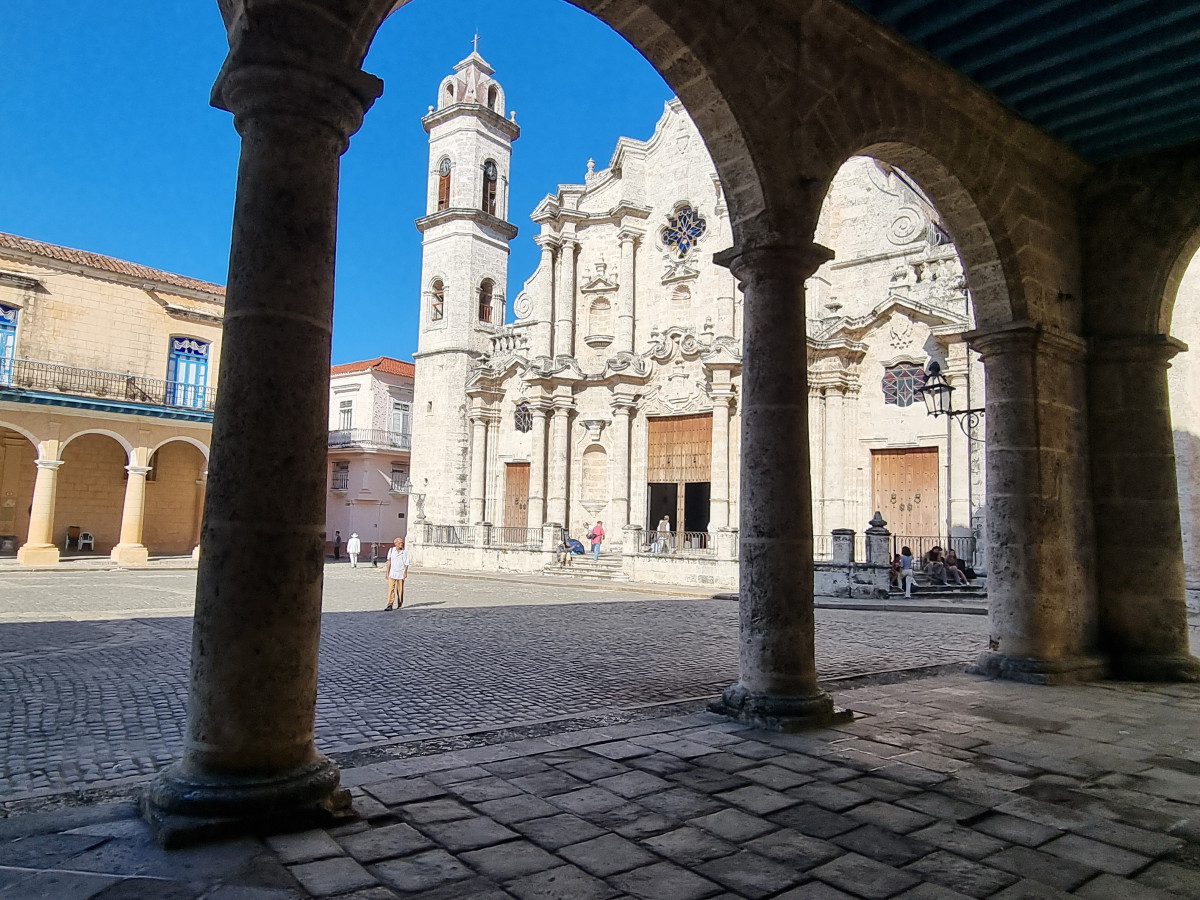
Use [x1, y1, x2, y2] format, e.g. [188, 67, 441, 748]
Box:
[0, 305, 16, 385]
[167, 338, 209, 408]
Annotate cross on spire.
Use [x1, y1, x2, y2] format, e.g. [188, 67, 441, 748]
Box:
[472, 33, 480, 53]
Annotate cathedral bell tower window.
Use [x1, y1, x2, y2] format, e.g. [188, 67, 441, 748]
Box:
[482, 160, 498, 216]
[437, 158, 452, 211]
[882, 362, 927, 408]
[478, 279, 495, 323]
[661, 205, 707, 259]
[430, 279, 445, 322]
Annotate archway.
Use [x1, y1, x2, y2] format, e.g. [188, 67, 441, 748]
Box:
[54, 433, 129, 554]
[0, 425, 37, 555]
[1168, 248, 1200, 610]
[143, 439, 208, 556]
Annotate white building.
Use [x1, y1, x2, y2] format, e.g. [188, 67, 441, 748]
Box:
[325, 356, 414, 556]
[406, 52, 986, 583]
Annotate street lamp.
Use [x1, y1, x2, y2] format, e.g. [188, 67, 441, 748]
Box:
[916, 360, 984, 439]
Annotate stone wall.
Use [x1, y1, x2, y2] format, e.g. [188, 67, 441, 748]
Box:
[143, 441, 205, 555]
[54, 434, 127, 553]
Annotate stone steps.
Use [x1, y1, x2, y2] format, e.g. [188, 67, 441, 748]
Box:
[542, 554, 629, 581]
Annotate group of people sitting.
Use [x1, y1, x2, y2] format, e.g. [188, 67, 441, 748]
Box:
[891, 545, 976, 597]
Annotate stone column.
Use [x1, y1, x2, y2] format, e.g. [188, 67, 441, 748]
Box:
[809, 387, 825, 535]
[610, 400, 634, 530]
[616, 229, 639, 354]
[1089, 334, 1200, 680]
[468, 413, 488, 524]
[191, 469, 208, 559]
[966, 322, 1105, 684]
[710, 242, 848, 730]
[144, 55, 382, 845]
[554, 238, 578, 358]
[111, 458, 153, 566]
[823, 385, 846, 529]
[709, 391, 734, 530]
[944, 352, 973, 534]
[546, 401, 572, 526]
[485, 413, 500, 526]
[531, 236, 557, 358]
[526, 405, 549, 529]
[17, 457, 63, 566]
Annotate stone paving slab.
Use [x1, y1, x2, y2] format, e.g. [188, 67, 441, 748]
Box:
[2, 673, 1200, 897]
[0, 569, 992, 802]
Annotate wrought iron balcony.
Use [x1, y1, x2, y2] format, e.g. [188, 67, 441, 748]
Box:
[0, 357, 215, 411]
[327, 428, 412, 451]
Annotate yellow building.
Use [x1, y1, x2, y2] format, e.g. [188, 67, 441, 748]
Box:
[0, 232, 222, 565]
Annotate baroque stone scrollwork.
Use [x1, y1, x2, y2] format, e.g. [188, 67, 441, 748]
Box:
[646, 325, 741, 364]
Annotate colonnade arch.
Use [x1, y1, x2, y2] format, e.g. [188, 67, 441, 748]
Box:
[144, 0, 1200, 844]
[0, 426, 37, 553]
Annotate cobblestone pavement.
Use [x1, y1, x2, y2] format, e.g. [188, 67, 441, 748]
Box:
[3, 673, 1200, 898]
[0, 566, 992, 802]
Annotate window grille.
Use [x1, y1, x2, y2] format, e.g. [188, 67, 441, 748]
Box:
[514, 401, 532, 433]
[338, 399, 353, 431]
[882, 362, 927, 408]
[478, 279, 494, 323]
[431, 280, 445, 321]
[661, 205, 707, 259]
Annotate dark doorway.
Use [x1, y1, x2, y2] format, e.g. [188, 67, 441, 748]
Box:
[648, 482, 678, 533]
[683, 482, 710, 533]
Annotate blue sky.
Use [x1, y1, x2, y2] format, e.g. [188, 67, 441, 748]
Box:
[0, 1, 672, 365]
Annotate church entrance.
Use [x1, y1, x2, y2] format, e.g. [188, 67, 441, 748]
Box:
[503, 462, 529, 528]
[872, 447, 939, 537]
[646, 414, 712, 540]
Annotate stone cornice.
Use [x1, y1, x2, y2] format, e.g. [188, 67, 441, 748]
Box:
[415, 208, 518, 241]
[420, 103, 520, 141]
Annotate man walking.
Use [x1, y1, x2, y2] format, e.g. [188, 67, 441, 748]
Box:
[590, 520, 605, 561]
[384, 537, 410, 611]
[333, 530, 342, 561]
[346, 532, 362, 568]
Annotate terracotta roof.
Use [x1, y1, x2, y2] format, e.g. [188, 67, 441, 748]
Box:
[0, 231, 226, 297]
[330, 356, 415, 378]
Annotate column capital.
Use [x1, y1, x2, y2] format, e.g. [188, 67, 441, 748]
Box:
[212, 54, 383, 147]
[533, 234, 561, 252]
[617, 226, 645, 244]
[713, 242, 834, 284]
[964, 320, 1087, 364]
[550, 399, 575, 415]
[34, 458, 64, 470]
[125, 465, 154, 477]
[611, 399, 637, 417]
[558, 236, 580, 253]
[1089, 333, 1187, 366]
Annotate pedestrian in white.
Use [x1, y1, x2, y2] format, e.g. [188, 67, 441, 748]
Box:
[384, 537, 410, 611]
[900, 545, 917, 598]
[346, 532, 362, 568]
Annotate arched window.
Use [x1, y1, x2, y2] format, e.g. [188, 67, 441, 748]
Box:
[444, 83, 455, 105]
[430, 279, 445, 322]
[482, 160, 498, 216]
[436, 158, 452, 211]
[487, 85, 499, 111]
[882, 362, 927, 408]
[514, 401, 532, 433]
[478, 279, 494, 323]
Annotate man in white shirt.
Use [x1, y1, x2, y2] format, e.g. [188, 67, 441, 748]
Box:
[346, 532, 362, 568]
[384, 537, 410, 611]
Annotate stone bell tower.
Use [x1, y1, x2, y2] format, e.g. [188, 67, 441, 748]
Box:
[411, 46, 520, 525]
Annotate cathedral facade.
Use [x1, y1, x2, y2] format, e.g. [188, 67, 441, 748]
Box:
[408, 53, 984, 572]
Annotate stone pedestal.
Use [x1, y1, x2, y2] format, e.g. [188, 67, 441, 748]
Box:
[864, 513, 891, 566]
[1089, 335, 1200, 681]
[831, 528, 855, 566]
[965, 322, 1105, 684]
[709, 243, 850, 731]
[715, 526, 739, 561]
[18, 458, 62, 567]
[143, 56, 382, 846]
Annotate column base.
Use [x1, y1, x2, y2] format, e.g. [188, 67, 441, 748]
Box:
[1108, 652, 1200, 683]
[110, 543, 149, 566]
[966, 651, 1107, 685]
[16, 544, 59, 567]
[142, 755, 352, 849]
[709, 683, 852, 732]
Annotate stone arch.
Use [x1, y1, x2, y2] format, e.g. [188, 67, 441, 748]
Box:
[0, 425, 38, 551]
[144, 439, 209, 556]
[150, 434, 211, 463]
[0, 419, 42, 451]
[55, 433, 129, 553]
[847, 142, 1017, 329]
[61, 427, 135, 462]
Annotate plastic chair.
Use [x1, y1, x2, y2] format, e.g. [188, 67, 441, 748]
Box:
[78, 532, 95, 551]
[64, 525, 81, 550]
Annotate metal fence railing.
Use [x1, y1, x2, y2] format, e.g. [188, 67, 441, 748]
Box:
[640, 531, 715, 555]
[425, 524, 474, 547]
[330, 468, 350, 491]
[389, 473, 412, 493]
[489, 526, 543, 548]
[327, 429, 411, 451]
[891, 534, 977, 567]
[2, 357, 216, 411]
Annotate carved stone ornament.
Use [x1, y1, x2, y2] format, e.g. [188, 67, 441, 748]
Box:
[512, 290, 533, 319]
[887, 313, 915, 350]
[887, 206, 928, 245]
[647, 325, 741, 364]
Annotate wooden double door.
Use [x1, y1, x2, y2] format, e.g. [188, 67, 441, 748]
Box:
[504, 463, 529, 528]
[872, 447, 939, 536]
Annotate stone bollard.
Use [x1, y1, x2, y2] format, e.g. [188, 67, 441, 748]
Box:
[476, 523, 492, 549]
[542, 522, 562, 553]
[715, 527, 739, 561]
[865, 511, 891, 566]
[831, 529, 855, 566]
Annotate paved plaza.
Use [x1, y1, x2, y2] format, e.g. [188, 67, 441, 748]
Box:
[0, 566, 990, 804]
[1, 673, 1200, 898]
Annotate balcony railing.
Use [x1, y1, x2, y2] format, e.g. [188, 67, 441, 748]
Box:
[327, 429, 411, 451]
[390, 473, 412, 493]
[1, 357, 215, 411]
